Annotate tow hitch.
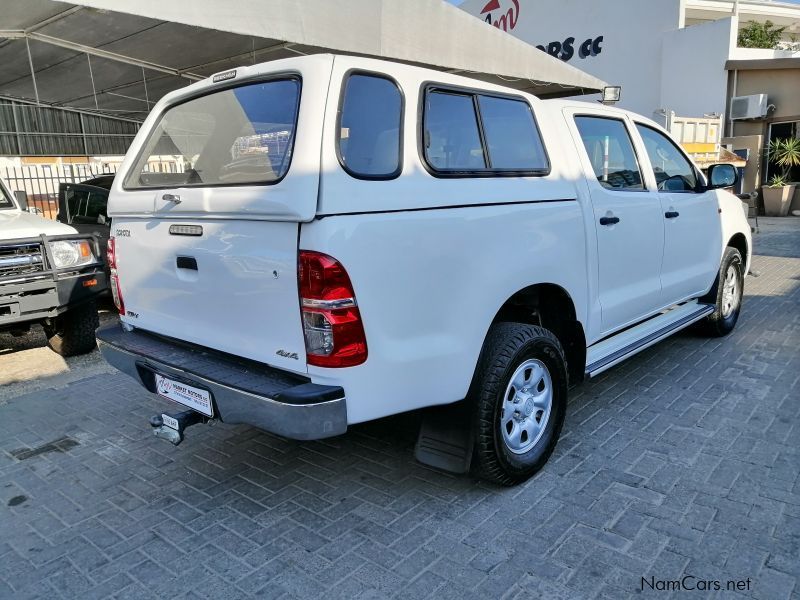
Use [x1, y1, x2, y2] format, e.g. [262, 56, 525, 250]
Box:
[149, 410, 208, 445]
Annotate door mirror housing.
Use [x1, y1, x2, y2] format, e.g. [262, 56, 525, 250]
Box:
[13, 190, 28, 211]
[707, 163, 738, 190]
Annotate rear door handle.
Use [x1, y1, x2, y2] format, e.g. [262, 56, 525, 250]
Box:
[665, 211, 679, 219]
[599, 216, 620, 226]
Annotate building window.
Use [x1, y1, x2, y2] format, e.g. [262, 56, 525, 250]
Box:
[338, 73, 403, 179]
[766, 121, 800, 183]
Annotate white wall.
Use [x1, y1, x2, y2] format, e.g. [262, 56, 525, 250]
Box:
[729, 47, 800, 60]
[659, 16, 736, 118]
[459, 0, 684, 117]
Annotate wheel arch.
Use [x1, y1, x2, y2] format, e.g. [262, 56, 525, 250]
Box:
[727, 232, 748, 264]
[489, 283, 586, 384]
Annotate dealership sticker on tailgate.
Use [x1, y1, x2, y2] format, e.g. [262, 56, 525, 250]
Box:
[154, 374, 212, 416]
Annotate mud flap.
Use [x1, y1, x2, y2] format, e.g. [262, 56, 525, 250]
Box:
[414, 402, 474, 474]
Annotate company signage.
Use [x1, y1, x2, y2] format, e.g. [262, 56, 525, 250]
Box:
[479, 0, 604, 63]
[536, 36, 604, 62]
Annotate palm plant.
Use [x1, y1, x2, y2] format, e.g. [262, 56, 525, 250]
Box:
[766, 137, 800, 186]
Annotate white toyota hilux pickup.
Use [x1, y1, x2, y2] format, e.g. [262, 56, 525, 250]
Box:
[97, 55, 751, 485]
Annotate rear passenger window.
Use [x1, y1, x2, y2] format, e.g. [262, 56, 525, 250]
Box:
[338, 73, 402, 178]
[422, 87, 549, 175]
[574, 116, 644, 191]
[478, 96, 548, 170]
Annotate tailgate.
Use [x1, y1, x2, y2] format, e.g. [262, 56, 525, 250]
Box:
[114, 217, 306, 373]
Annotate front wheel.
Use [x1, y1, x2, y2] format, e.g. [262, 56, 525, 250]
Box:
[470, 322, 568, 486]
[43, 300, 99, 357]
[698, 247, 743, 337]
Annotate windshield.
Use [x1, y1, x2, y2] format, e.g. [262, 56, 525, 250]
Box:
[0, 181, 15, 210]
[125, 78, 301, 189]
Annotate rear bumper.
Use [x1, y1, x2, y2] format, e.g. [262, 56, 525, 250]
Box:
[96, 323, 347, 440]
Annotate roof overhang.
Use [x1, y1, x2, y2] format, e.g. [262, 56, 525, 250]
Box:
[726, 57, 800, 70]
[686, 0, 800, 30]
[0, 0, 608, 121]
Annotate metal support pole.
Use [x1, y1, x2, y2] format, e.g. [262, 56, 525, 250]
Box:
[142, 67, 150, 111]
[87, 53, 99, 110]
[25, 37, 41, 107]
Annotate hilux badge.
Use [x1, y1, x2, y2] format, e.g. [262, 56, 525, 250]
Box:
[276, 349, 299, 360]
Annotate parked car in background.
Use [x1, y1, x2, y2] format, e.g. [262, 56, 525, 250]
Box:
[0, 177, 106, 356]
[97, 55, 751, 485]
[57, 174, 114, 261]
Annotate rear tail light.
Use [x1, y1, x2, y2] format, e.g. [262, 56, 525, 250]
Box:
[299, 251, 367, 367]
[107, 237, 125, 316]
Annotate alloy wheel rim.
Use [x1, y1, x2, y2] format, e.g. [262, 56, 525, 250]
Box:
[500, 359, 553, 455]
[721, 264, 740, 318]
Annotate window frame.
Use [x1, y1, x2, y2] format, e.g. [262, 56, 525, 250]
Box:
[573, 114, 649, 193]
[122, 73, 303, 191]
[335, 69, 405, 181]
[633, 121, 702, 194]
[418, 82, 551, 178]
[764, 120, 800, 184]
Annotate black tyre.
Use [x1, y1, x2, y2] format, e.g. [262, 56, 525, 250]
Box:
[470, 322, 568, 486]
[697, 247, 744, 337]
[43, 300, 99, 357]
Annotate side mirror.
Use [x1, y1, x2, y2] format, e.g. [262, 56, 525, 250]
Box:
[13, 190, 28, 210]
[97, 214, 107, 225]
[707, 163, 737, 190]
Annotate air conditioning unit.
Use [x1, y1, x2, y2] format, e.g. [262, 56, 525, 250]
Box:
[730, 94, 769, 120]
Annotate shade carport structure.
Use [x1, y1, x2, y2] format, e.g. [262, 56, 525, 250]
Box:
[0, 0, 608, 121]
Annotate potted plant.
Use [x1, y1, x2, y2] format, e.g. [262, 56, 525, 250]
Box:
[762, 138, 800, 216]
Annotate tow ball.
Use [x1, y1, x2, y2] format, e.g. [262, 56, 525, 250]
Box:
[149, 410, 207, 445]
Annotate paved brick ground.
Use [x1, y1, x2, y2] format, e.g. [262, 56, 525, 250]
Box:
[1, 218, 798, 600]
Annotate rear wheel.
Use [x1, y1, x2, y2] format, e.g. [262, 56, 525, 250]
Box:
[698, 247, 743, 337]
[43, 300, 99, 357]
[470, 322, 568, 486]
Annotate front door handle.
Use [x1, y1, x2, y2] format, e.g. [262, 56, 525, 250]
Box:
[665, 211, 680, 219]
[599, 216, 620, 226]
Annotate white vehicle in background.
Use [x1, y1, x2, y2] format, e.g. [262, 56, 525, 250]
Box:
[0, 178, 106, 356]
[97, 55, 750, 485]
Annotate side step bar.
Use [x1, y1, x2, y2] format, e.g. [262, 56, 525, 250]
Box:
[585, 301, 715, 378]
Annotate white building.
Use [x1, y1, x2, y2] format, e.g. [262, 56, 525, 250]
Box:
[459, 0, 798, 118]
[459, 0, 800, 198]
